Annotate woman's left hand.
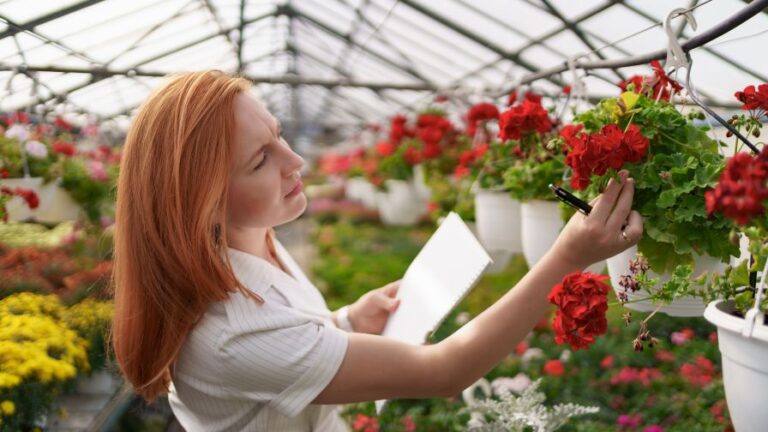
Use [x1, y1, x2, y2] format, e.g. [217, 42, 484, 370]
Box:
[348, 280, 401, 334]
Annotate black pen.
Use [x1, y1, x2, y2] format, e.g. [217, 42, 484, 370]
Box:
[549, 184, 592, 216]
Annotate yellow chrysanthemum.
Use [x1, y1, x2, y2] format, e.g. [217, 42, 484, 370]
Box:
[0, 400, 14, 416]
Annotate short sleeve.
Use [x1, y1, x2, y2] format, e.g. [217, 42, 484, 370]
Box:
[214, 291, 349, 417]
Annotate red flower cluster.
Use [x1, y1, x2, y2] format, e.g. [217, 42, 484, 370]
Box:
[498, 98, 552, 141]
[453, 143, 488, 180]
[318, 149, 363, 176]
[52, 140, 77, 157]
[610, 366, 662, 387]
[7, 111, 30, 125]
[705, 147, 768, 225]
[619, 60, 683, 102]
[680, 355, 716, 387]
[351, 414, 380, 432]
[563, 124, 649, 190]
[734, 83, 768, 118]
[375, 140, 396, 157]
[415, 113, 454, 160]
[543, 359, 565, 376]
[548, 271, 610, 350]
[389, 114, 414, 144]
[465, 102, 499, 138]
[0, 187, 40, 221]
[54, 116, 72, 131]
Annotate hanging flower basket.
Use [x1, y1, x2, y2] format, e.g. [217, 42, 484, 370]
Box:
[520, 199, 560, 268]
[474, 189, 522, 272]
[705, 296, 768, 431]
[608, 245, 726, 316]
[376, 179, 426, 226]
[0, 177, 81, 223]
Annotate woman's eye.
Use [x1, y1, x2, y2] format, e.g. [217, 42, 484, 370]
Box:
[253, 152, 268, 170]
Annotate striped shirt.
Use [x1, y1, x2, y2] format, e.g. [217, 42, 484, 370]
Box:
[168, 240, 350, 431]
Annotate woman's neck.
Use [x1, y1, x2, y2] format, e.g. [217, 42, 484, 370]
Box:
[226, 226, 272, 261]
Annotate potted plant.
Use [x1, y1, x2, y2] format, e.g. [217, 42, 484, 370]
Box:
[561, 64, 737, 316]
[701, 83, 768, 431]
[458, 101, 524, 267]
[375, 111, 455, 226]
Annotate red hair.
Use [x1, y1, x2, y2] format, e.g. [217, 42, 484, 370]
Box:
[112, 71, 261, 401]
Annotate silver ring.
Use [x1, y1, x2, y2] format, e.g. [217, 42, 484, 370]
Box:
[621, 230, 631, 242]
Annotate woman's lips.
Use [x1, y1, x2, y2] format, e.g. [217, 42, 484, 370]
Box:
[286, 180, 303, 197]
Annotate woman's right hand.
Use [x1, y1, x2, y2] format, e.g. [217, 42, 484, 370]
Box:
[547, 170, 644, 270]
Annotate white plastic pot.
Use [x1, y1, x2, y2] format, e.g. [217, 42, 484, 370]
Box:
[474, 190, 522, 262]
[412, 164, 431, 201]
[705, 299, 768, 432]
[345, 177, 378, 209]
[607, 245, 727, 316]
[376, 179, 426, 226]
[520, 200, 562, 269]
[0, 177, 80, 223]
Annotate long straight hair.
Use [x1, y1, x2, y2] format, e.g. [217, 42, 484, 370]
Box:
[112, 71, 262, 401]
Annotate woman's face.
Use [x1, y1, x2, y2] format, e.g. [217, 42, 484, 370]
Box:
[227, 92, 306, 230]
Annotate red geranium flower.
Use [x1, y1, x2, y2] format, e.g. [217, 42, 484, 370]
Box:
[498, 99, 552, 141]
[466, 102, 499, 137]
[734, 84, 768, 118]
[680, 356, 716, 387]
[52, 140, 77, 157]
[543, 359, 565, 376]
[375, 140, 396, 157]
[548, 271, 610, 350]
[705, 148, 768, 225]
[352, 414, 380, 432]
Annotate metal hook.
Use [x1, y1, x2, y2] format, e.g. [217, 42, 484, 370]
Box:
[662, 8, 760, 154]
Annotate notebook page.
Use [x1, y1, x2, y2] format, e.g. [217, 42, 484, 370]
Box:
[376, 212, 492, 413]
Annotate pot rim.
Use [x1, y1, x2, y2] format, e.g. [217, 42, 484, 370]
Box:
[704, 298, 768, 342]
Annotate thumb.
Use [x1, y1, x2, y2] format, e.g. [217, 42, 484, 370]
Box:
[388, 297, 400, 312]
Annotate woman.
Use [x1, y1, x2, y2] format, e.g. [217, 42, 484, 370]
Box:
[112, 71, 643, 431]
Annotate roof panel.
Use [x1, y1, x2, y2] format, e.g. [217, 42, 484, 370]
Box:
[0, 0, 83, 23]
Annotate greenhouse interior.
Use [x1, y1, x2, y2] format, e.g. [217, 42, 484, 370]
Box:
[1, 0, 768, 431]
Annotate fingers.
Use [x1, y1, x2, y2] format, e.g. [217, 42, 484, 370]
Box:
[589, 171, 628, 224]
[606, 177, 635, 232]
[384, 280, 400, 297]
[620, 210, 644, 245]
[376, 293, 400, 311]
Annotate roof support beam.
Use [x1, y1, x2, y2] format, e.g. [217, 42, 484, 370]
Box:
[396, 0, 568, 90]
[0, 0, 104, 41]
[539, 0, 626, 83]
[0, 64, 437, 91]
[284, 5, 433, 85]
[237, 0, 246, 73]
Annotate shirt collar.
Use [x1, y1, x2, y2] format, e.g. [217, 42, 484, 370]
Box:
[226, 246, 298, 295]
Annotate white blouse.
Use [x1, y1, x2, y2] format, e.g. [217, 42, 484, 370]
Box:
[168, 240, 351, 431]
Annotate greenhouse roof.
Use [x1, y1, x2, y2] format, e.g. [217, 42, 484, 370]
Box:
[0, 0, 766, 145]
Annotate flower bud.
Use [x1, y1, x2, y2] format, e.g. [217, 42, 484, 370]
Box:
[633, 339, 643, 352]
[753, 128, 760, 138]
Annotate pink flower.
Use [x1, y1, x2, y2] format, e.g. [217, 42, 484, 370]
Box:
[670, 329, 694, 346]
[401, 415, 416, 432]
[644, 426, 664, 432]
[617, 414, 642, 428]
[351, 414, 380, 432]
[600, 355, 615, 369]
[88, 161, 109, 182]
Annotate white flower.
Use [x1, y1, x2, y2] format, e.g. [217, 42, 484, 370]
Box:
[464, 378, 599, 432]
[492, 373, 532, 396]
[521, 347, 545, 367]
[5, 124, 29, 142]
[559, 350, 571, 363]
[25, 140, 48, 159]
[455, 311, 471, 325]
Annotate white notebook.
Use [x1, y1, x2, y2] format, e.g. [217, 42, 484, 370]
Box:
[376, 212, 492, 413]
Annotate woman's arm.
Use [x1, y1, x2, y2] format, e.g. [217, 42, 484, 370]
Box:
[314, 173, 642, 404]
